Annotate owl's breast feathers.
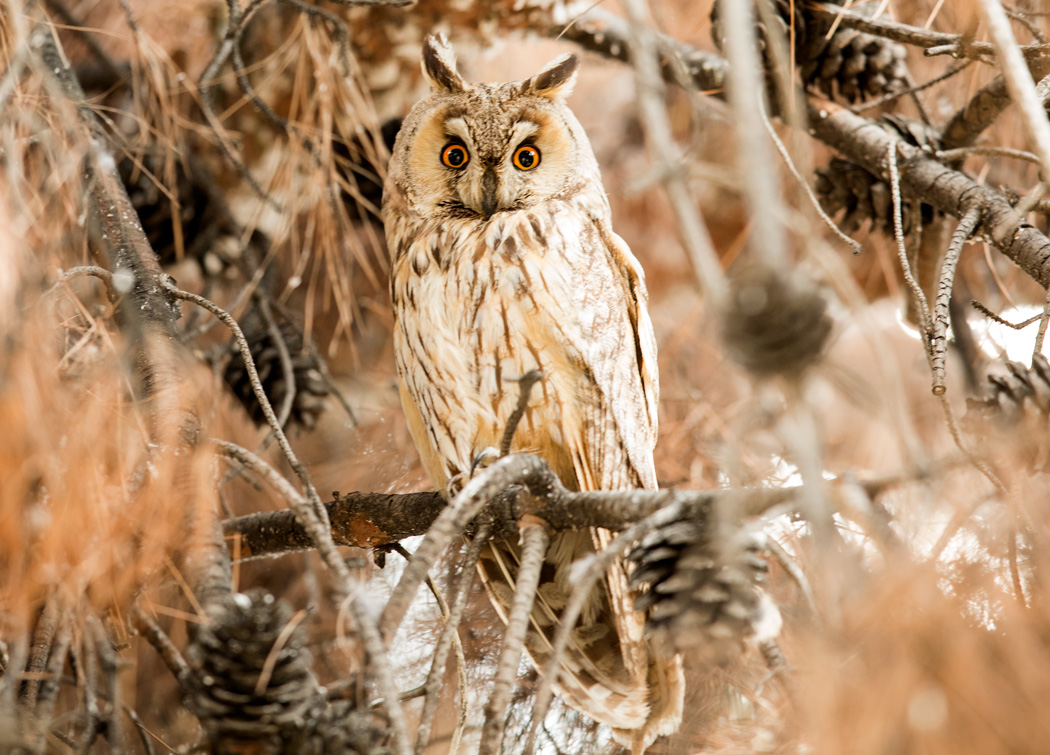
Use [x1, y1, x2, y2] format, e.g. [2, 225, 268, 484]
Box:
[389, 195, 658, 493]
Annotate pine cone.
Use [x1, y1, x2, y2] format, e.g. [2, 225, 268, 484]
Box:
[972, 355, 1050, 425]
[815, 115, 940, 235]
[797, 5, 908, 103]
[186, 590, 323, 748]
[628, 520, 780, 661]
[314, 701, 393, 755]
[710, 0, 908, 104]
[967, 354, 1050, 472]
[721, 268, 832, 379]
[223, 316, 330, 431]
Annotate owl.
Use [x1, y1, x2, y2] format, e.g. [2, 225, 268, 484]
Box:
[382, 35, 683, 750]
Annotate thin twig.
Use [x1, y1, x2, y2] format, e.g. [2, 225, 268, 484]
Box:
[49, 266, 117, 301]
[132, 606, 191, 686]
[1007, 521, 1028, 607]
[932, 208, 982, 395]
[888, 143, 933, 336]
[718, 0, 788, 272]
[765, 536, 818, 619]
[1033, 286, 1050, 359]
[761, 103, 862, 255]
[936, 393, 1006, 494]
[500, 370, 542, 457]
[479, 522, 550, 755]
[122, 706, 156, 755]
[91, 616, 124, 755]
[850, 60, 973, 113]
[74, 624, 101, 755]
[971, 298, 1043, 329]
[196, 0, 281, 208]
[1005, 6, 1048, 44]
[937, 145, 1044, 165]
[256, 296, 297, 432]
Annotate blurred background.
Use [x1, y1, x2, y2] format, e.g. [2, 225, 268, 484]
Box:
[4, 0, 1050, 753]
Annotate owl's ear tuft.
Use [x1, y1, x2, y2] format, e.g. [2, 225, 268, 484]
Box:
[421, 34, 469, 93]
[521, 53, 579, 99]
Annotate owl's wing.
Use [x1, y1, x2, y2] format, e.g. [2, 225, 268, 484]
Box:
[527, 217, 659, 492]
[485, 213, 683, 747]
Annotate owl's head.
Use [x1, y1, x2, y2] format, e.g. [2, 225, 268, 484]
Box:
[385, 35, 600, 222]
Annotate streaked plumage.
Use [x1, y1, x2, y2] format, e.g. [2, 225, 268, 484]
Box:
[382, 35, 682, 750]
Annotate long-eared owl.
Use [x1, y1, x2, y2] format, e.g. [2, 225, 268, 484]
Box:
[382, 35, 683, 750]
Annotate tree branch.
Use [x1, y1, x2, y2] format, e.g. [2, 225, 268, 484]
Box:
[223, 455, 800, 561]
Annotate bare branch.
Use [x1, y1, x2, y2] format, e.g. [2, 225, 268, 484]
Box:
[932, 208, 982, 395]
[805, 1, 1002, 57]
[809, 100, 1050, 288]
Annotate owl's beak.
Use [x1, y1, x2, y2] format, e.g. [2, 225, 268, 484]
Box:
[481, 166, 498, 218]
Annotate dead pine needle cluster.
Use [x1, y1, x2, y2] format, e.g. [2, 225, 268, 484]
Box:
[4, 0, 1050, 753]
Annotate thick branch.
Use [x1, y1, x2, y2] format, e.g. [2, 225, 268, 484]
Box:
[808, 101, 1050, 287]
[224, 490, 447, 558]
[223, 456, 798, 561]
[941, 61, 1050, 149]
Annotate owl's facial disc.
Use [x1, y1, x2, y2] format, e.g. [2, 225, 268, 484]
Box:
[447, 113, 567, 219]
[401, 94, 577, 222]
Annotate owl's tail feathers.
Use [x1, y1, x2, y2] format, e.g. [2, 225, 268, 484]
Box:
[478, 532, 684, 749]
[618, 651, 685, 754]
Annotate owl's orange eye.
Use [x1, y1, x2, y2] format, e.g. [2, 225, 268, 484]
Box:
[512, 145, 541, 171]
[441, 143, 469, 169]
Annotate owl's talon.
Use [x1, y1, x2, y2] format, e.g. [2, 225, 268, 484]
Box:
[446, 472, 467, 498]
[471, 446, 501, 475]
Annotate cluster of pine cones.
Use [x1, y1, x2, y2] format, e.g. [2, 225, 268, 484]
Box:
[711, 1, 937, 238]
